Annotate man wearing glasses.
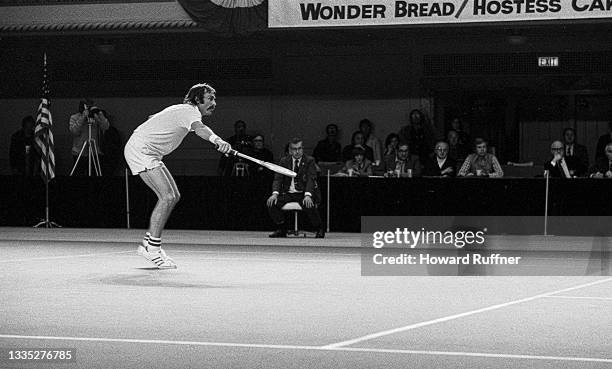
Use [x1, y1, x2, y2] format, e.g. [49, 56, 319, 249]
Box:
[544, 141, 582, 178]
[266, 137, 324, 238]
[382, 142, 422, 178]
[424, 141, 455, 177]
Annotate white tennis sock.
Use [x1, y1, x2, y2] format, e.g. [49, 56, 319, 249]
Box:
[147, 235, 162, 252]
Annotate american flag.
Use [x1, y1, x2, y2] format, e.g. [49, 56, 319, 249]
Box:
[34, 52, 55, 182]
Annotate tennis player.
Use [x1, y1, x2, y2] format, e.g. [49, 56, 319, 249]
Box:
[124, 83, 231, 269]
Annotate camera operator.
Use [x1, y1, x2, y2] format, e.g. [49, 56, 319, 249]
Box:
[69, 98, 109, 176]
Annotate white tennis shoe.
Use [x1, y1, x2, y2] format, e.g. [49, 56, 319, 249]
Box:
[137, 244, 177, 269]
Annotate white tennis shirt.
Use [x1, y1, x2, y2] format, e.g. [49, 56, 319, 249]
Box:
[132, 104, 201, 157]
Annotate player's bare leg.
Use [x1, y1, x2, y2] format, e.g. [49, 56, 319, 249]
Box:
[137, 164, 180, 268]
[140, 164, 180, 238]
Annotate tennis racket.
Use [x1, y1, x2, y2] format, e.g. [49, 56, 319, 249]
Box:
[229, 149, 296, 178]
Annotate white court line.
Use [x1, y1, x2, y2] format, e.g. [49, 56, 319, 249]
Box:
[0, 251, 133, 263]
[322, 277, 612, 349]
[171, 250, 359, 256]
[544, 295, 612, 301]
[182, 257, 358, 264]
[0, 334, 610, 364]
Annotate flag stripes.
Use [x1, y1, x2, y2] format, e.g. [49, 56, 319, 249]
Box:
[34, 53, 55, 182]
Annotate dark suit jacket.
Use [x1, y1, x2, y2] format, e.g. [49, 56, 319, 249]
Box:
[382, 154, 422, 177]
[423, 157, 456, 177]
[272, 154, 321, 203]
[595, 133, 612, 161]
[544, 156, 582, 178]
[9, 129, 40, 176]
[565, 143, 588, 173]
[589, 157, 612, 176]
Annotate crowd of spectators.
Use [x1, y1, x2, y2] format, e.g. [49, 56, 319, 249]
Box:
[7, 104, 612, 180]
[306, 110, 612, 179]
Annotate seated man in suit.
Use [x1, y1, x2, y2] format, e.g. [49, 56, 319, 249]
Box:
[266, 137, 324, 238]
[589, 142, 612, 178]
[544, 141, 582, 178]
[382, 142, 422, 177]
[423, 141, 455, 177]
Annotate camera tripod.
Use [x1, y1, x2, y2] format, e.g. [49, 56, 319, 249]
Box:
[70, 118, 102, 176]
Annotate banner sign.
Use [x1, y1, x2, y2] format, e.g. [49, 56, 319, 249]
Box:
[268, 0, 612, 28]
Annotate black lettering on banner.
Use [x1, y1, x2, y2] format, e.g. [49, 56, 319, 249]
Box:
[572, 0, 589, 10]
[474, 0, 564, 14]
[535, 0, 549, 12]
[474, 0, 486, 14]
[300, 3, 321, 20]
[549, 0, 562, 12]
[588, 0, 610, 11]
[300, 3, 388, 20]
[502, 0, 515, 13]
[396, 1, 454, 17]
[348, 5, 360, 18]
[374, 4, 387, 17]
[395, 0, 407, 16]
[488, 0, 501, 13]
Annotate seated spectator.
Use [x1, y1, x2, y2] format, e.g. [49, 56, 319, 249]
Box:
[342, 130, 374, 162]
[266, 137, 324, 238]
[544, 141, 582, 178]
[595, 121, 612, 161]
[423, 141, 455, 177]
[562, 127, 589, 172]
[359, 119, 383, 165]
[218, 119, 253, 176]
[246, 134, 274, 179]
[589, 142, 612, 178]
[338, 147, 373, 177]
[458, 138, 504, 177]
[447, 129, 469, 169]
[399, 109, 434, 162]
[383, 133, 400, 159]
[9, 115, 40, 176]
[382, 142, 421, 177]
[312, 123, 342, 163]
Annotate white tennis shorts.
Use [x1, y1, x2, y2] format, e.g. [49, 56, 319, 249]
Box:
[124, 135, 163, 175]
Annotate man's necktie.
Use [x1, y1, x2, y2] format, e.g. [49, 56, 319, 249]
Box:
[560, 159, 571, 178]
[290, 159, 299, 191]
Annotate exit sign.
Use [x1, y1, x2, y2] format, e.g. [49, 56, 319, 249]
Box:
[538, 56, 559, 67]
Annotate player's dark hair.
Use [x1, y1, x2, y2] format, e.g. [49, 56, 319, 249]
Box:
[290, 137, 302, 145]
[183, 83, 216, 105]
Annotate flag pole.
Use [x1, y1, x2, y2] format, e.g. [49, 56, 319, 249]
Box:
[34, 52, 60, 228]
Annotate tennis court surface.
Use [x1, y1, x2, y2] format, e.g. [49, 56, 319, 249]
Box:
[1, 228, 611, 369]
